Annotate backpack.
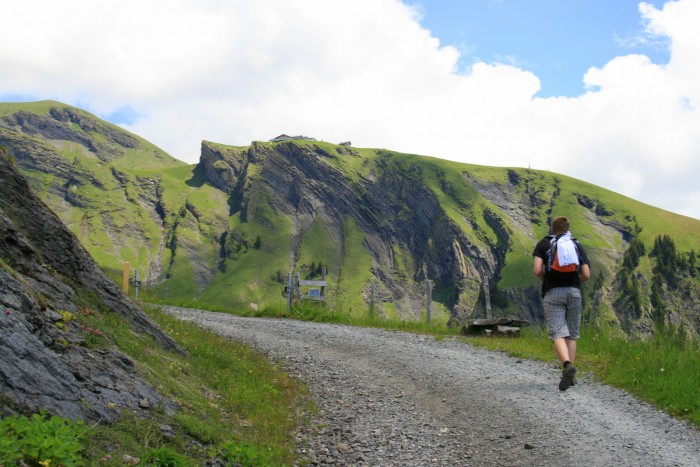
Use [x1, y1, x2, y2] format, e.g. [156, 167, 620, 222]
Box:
[545, 234, 580, 273]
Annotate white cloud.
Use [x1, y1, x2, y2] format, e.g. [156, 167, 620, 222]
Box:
[1, 0, 699, 219]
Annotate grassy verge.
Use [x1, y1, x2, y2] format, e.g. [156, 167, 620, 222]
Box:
[468, 324, 700, 427]
[75, 305, 308, 465]
[145, 293, 462, 338]
[142, 292, 700, 433]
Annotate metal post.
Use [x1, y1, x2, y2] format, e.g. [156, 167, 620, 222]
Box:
[426, 279, 433, 324]
[286, 272, 293, 313]
[321, 267, 327, 299]
[591, 290, 602, 324]
[484, 275, 492, 320]
[134, 270, 140, 301]
[370, 280, 376, 315]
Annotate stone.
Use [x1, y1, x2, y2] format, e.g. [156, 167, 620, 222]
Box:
[0, 155, 177, 422]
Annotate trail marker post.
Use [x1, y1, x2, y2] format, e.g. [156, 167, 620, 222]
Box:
[285, 267, 328, 312]
[122, 262, 130, 294]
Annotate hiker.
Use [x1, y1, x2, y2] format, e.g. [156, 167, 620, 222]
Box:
[533, 216, 591, 391]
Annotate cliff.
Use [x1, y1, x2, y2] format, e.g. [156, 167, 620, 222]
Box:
[2, 100, 700, 337]
[0, 149, 181, 421]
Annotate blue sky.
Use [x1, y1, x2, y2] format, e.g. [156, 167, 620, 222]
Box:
[1, 0, 699, 220]
[416, 0, 670, 97]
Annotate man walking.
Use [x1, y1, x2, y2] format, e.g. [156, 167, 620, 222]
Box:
[533, 216, 591, 391]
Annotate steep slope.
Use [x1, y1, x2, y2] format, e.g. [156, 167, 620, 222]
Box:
[197, 140, 700, 336]
[0, 101, 228, 291]
[2, 100, 699, 337]
[0, 150, 181, 421]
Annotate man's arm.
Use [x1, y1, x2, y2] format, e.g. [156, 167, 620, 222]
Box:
[533, 256, 544, 280]
[579, 264, 591, 284]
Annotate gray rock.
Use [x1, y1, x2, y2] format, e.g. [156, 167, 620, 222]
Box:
[0, 154, 180, 422]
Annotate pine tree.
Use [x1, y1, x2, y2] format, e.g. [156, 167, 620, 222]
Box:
[650, 272, 665, 319]
[649, 234, 678, 288]
[688, 250, 697, 277]
[623, 237, 646, 271]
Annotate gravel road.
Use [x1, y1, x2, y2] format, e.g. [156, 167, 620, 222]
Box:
[163, 306, 700, 466]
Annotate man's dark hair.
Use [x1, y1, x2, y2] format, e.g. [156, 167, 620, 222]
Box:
[551, 216, 570, 235]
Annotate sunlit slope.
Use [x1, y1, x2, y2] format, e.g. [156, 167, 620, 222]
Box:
[2, 100, 699, 335]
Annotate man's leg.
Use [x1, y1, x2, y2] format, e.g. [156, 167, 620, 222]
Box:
[566, 338, 576, 364]
[544, 288, 577, 390]
[553, 337, 571, 364]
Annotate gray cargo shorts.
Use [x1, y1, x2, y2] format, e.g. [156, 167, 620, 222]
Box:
[543, 287, 582, 340]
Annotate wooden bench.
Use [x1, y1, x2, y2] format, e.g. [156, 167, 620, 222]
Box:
[461, 317, 530, 337]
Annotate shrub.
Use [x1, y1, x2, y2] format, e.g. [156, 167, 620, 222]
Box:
[143, 446, 188, 467]
[220, 441, 273, 467]
[0, 412, 86, 466]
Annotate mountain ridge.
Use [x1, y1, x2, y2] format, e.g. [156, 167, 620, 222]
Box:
[2, 100, 699, 337]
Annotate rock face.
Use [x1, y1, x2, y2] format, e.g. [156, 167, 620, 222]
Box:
[0, 152, 181, 422]
[2, 101, 700, 336]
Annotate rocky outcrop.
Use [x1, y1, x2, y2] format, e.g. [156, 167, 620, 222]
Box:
[208, 142, 494, 318]
[199, 141, 249, 194]
[1, 107, 137, 162]
[3, 100, 699, 335]
[0, 152, 182, 421]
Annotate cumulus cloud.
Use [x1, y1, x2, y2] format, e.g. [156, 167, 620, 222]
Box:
[1, 0, 699, 219]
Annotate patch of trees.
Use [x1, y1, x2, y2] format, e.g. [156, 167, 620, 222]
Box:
[618, 234, 698, 320]
[623, 237, 646, 271]
[617, 237, 647, 317]
[649, 234, 697, 288]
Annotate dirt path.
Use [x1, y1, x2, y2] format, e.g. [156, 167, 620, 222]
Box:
[164, 306, 700, 466]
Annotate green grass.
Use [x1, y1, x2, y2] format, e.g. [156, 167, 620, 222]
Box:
[71, 304, 306, 465]
[163, 287, 700, 429]
[13, 292, 696, 464]
[467, 323, 700, 427]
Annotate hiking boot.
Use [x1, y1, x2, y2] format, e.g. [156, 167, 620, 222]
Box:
[559, 365, 577, 391]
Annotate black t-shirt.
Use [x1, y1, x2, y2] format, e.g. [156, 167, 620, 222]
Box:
[532, 235, 590, 297]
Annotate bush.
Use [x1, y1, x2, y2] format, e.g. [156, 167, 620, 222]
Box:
[220, 441, 273, 467]
[143, 446, 188, 467]
[0, 412, 86, 466]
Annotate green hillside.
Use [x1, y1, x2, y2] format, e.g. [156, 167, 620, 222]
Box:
[2, 100, 699, 338]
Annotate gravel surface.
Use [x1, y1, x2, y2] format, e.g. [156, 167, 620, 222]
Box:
[164, 306, 700, 466]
